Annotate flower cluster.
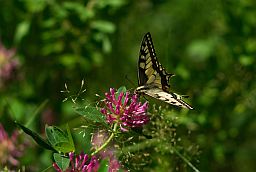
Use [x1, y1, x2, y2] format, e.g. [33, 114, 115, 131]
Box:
[0, 123, 27, 167]
[0, 42, 19, 86]
[101, 88, 149, 131]
[53, 152, 99, 172]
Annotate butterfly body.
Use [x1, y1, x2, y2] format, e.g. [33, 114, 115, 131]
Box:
[136, 32, 193, 110]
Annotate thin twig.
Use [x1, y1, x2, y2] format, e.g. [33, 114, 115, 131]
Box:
[173, 147, 200, 172]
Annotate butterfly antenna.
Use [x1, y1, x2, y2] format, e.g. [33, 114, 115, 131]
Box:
[124, 75, 136, 88]
[124, 75, 150, 102]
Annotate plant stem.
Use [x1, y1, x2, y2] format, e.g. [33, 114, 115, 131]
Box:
[173, 148, 200, 172]
[91, 123, 118, 156]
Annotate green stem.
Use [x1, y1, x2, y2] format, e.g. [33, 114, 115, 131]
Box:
[91, 123, 118, 156]
[173, 148, 200, 172]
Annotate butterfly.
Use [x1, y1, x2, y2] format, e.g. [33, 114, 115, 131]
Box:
[136, 32, 193, 110]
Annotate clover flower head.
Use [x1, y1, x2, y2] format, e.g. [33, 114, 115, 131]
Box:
[100, 88, 149, 131]
[53, 152, 99, 172]
[0, 42, 20, 85]
[0, 123, 27, 167]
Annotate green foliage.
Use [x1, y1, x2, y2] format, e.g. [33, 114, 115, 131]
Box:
[1, 0, 256, 171]
[53, 153, 70, 171]
[116, 106, 199, 171]
[45, 125, 75, 153]
[74, 104, 107, 126]
[97, 159, 109, 172]
[117, 86, 127, 95]
[16, 122, 76, 154]
[15, 122, 56, 152]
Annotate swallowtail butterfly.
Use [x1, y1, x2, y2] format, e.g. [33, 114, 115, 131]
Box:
[136, 32, 193, 110]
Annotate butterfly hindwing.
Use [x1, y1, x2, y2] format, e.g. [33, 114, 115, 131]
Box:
[136, 32, 193, 110]
[144, 88, 193, 109]
[136, 86, 193, 110]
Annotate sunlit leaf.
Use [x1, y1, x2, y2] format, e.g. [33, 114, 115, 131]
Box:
[91, 20, 115, 33]
[14, 20, 30, 44]
[239, 55, 254, 66]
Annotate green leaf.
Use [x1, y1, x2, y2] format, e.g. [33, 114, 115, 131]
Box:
[91, 20, 116, 33]
[74, 105, 107, 125]
[15, 121, 56, 152]
[45, 126, 75, 153]
[66, 124, 75, 151]
[14, 20, 30, 44]
[53, 153, 70, 171]
[102, 36, 112, 53]
[239, 55, 254, 66]
[96, 0, 127, 9]
[63, 2, 93, 21]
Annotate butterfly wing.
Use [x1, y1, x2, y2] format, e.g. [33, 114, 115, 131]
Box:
[138, 32, 174, 92]
[137, 32, 193, 110]
[137, 86, 193, 109]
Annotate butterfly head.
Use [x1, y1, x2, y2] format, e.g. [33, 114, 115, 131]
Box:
[161, 73, 175, 92]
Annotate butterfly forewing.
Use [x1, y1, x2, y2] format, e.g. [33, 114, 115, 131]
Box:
[136, 32, 193, 110]
[138, 32, 174, 92]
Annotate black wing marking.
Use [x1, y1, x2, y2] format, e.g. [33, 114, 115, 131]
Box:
[138, 32, 174, 92]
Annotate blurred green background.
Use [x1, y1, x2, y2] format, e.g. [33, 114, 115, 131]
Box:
[0, 0, 256, 171]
